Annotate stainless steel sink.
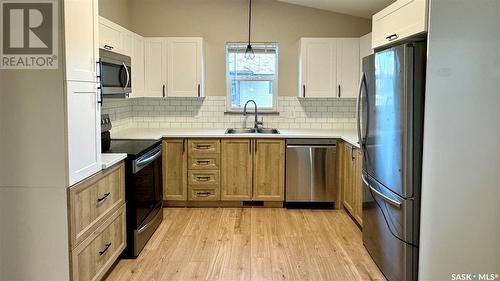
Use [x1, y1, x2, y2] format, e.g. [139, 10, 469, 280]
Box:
[225, 128, 280, 134]
[257, 128, 280, 134]
[225, 128, 256, 134]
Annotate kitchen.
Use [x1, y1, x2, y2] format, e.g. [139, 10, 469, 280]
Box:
[0, 0, 498, 281]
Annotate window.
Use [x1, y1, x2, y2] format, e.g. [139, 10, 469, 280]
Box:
[226, 43, 278, 112]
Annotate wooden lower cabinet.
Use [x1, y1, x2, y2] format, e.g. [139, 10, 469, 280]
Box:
[68, 161, 126, 281]
[71, 205, 126, 281]
[220, 139, 253, 200]
[163, 139, 187, 201]
[340, 141, 363, 226]
[253, 139, 285, 201]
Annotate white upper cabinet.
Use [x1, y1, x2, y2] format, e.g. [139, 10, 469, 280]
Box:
[144, 37, 205, 98]
[64, 0, 98, 82]
[299, 38, 359, 98]
[98, 17, 134, 56]
[131, 35, 145, 98]
[144, 38, 168, 97]
[359, 33, 373, 77]
[299, 38, 337, 98]
[337, 38, 360, 98]
[372, 0, 428, 49]
[167, 38, 204, 97]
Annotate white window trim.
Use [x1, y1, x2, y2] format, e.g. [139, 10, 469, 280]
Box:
[225, 42, 279, 112]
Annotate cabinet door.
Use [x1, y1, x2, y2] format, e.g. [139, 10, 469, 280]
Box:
[64, 0, 98, 82]
[353, 148, 363, 226]
[342, 144, 354, 214]
[253, 139, 285, 201]
[121, 32, 134, 56]
[131, 35, 145, 97]
[98, 17, 122, 52]
[299, 38, 337, 98]
[166, 38, 203, 97]
[221, 139, 253, 201]
[163, 139, 187, 201]
[372, 0, 428, 49]
[67, 81, 101, 186]
[144, 38, 167, 97]
[359, 33, 373, 78]
[337, 38, 360, 98]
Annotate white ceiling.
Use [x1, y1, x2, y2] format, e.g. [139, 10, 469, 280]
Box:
[277, 0, 396, 18]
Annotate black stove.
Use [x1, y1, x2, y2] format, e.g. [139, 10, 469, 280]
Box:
[101, 114, 163, 258]
[106, 139, 161, 159]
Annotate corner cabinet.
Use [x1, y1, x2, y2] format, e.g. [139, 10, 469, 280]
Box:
[298, 38, 359, 98]
[372, 0, 428, 49]
[145, 37, 205, 98]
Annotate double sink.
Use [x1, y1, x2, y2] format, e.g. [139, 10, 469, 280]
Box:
[225, 128, 280, 134]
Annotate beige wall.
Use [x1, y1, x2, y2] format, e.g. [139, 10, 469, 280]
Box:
[123, 0, 371, 96]
[99, 0, 132, 29]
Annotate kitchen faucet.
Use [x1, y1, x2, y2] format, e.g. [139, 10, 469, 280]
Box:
[243, 100, 263, 129]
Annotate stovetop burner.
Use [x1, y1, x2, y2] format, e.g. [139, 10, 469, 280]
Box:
[104, 139, 161, 158]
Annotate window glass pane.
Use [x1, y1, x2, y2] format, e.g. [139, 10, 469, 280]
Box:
[231, 81, 273, 108]
[227, 43, 278, 110]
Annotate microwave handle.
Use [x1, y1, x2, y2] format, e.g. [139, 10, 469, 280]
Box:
[123, 63, 130, 90]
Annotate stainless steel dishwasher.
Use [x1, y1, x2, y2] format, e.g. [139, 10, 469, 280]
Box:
[285, 139, 337, 203]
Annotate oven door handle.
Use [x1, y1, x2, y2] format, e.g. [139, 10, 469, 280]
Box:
[133, 149, 162, 173]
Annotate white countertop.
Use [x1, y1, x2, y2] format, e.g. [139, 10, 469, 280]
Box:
[111, 128, 360, 148]
[101, 153, 127, 170]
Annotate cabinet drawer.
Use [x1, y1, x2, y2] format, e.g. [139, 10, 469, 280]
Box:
[188, 170, 219, 186]
[71, 205, 126, 281]
[188, 188, 220, 201]
[69, 162, 125, 247]
[188, 154, 220, 170]
[188, 139, 220, 154]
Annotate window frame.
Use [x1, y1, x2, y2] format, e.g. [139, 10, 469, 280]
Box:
[225, 42, 279, 113]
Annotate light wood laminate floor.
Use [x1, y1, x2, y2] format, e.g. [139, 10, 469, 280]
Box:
[106, 208, 385, 281]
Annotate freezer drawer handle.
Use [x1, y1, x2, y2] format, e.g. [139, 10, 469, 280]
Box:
[362, 174, 402, 208]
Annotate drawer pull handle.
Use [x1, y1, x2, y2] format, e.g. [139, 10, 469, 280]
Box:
[197, 160, 211, 165]
[97, 192, 111, 203]
[99, 242, 112, 256]
[196, 191, 211, 197]
[196, 176, 211, 181]
[196, 145, 211, 149]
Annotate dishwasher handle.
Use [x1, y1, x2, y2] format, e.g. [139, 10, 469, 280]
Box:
[286, 145, 336, 149]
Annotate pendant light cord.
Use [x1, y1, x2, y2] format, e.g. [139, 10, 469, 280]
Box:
[245, 0, 255, 59]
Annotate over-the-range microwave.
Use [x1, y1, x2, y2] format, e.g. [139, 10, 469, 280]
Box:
[98, 49, 132, 98]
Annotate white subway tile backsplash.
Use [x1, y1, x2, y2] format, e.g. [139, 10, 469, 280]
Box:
[102, 96, 357, 132]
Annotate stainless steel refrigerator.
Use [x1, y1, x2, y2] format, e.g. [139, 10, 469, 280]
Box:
[358, 41, 426, 281]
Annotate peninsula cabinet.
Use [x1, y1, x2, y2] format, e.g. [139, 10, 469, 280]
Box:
[339, 141, 363, 226]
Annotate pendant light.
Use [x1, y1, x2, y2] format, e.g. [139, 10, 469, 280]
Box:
[244, 0, 255, 60]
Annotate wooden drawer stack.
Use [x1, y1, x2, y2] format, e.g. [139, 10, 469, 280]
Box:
[68, 162, 126, 281]
[187, 139, 221, 200]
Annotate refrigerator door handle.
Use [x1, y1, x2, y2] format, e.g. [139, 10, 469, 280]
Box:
[362, 174, 402, 208]
[356, 73, 366, 146]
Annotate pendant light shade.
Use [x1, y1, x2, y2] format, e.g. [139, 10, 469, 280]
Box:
[244, 0, 255, 60]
